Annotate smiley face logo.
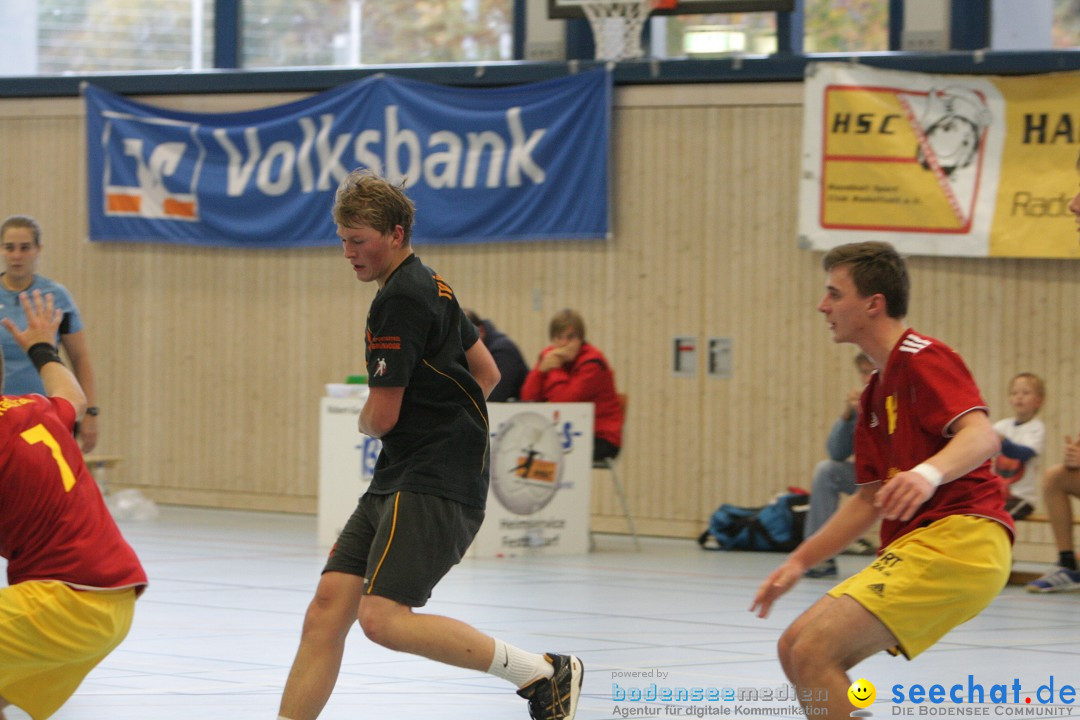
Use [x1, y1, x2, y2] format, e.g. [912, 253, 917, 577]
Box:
[848, 678, 876, 709]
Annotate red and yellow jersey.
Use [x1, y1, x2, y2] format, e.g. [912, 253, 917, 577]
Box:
[0, 394, 147, 592]
[855, 329, 1014, 549]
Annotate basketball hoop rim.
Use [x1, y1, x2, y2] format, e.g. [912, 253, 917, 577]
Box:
[578, 0, 673, 61]
[574, 0, 677, 8]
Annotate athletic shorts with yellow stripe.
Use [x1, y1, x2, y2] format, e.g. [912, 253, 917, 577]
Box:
[325, 490, 485, 608]
[827, 514, 1011, 660]
[0, 581, 136, 720]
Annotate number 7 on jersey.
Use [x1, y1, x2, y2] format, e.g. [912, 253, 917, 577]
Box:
[21, 424, 78, 492]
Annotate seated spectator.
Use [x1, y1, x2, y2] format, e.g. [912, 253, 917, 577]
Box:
[1025, 434, 1080, 593]
[464, 309, 528, 402]
[992, 372, 1045, 521]
[803, 352, 876, 579]
[520, 309, 623, 462]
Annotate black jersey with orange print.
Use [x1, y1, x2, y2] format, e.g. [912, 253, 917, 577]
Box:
[363, 254, 489, 509]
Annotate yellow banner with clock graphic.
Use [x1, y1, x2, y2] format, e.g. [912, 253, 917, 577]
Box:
[799, 63, 1080, 259]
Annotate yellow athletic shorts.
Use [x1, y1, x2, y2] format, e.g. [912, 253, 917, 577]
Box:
[0, 581, 136, 720]
[827, 514, 1011, 660]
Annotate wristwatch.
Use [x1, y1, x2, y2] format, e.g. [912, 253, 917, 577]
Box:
[85, 406, 100, 416]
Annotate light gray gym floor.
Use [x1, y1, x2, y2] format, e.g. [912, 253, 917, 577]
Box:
[10, 506, 1079, 719]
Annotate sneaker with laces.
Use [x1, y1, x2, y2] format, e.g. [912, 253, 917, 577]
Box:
[842, 538, 876, 556]
[1026, 566, 1080, 593]
[517, 653, 584, 720]
[804, 559, 838, 579]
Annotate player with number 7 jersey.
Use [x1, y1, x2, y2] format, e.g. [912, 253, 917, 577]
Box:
[0, 288, 146, 720]
[0, 395, 146, 591]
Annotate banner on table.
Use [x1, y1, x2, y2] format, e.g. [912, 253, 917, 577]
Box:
[799, 63, 1079, 259]
[85, 70, 611, 247]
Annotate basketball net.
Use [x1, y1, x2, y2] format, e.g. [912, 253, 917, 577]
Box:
[580, 0, 675, 61]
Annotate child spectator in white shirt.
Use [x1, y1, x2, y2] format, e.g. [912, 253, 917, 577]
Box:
[992, 372, 1045, 520]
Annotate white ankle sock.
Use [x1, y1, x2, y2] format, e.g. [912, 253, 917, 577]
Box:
[487, 639, 554, 689]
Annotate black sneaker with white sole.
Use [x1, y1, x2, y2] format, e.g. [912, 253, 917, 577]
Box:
[517, 653, 584, 720]
[803, 558, 838, 578]
[841, 538, 876, 556]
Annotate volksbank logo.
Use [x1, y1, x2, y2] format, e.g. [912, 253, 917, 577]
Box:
[102, 113, 203, 221]
[212, 107, 546, 195]
[100, 105, 547, 222]
[86, 71, 608, 246]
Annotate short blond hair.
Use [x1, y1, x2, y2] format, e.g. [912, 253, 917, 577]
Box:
[332, 169, 415, 244]
[1010, 372, 1045, 399]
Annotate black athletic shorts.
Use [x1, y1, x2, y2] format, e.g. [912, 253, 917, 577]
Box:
[323, 490, 484, 607]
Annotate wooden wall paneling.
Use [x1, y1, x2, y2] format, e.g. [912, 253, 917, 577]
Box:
[4, 82, 1077, 538]
[699, 104, 731, 526]
[592, 104, 653, 529]
[661, 107, 707, 526]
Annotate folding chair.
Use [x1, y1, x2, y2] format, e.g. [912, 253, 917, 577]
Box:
[591, 393, 641, 550]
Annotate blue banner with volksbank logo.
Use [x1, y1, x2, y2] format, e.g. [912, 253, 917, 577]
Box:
[84, 70, 611, 247]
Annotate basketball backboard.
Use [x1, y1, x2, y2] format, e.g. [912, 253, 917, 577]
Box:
[547, 0, 794, 20]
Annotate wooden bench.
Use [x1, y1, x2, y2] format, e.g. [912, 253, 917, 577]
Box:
[83, 454, 124, 495]
[1007, 513, 1080, 585]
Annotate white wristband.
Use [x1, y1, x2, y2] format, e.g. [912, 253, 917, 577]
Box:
[910, 463, 943, 488]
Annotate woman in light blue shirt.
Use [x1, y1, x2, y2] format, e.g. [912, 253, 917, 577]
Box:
[1, 215, 100, 452]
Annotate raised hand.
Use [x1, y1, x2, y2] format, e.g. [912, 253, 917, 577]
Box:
[0, 290, 62, 351]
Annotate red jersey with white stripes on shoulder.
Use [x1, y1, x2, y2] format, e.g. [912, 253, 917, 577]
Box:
[0, 393, 147, 592]
[854, 329, 1014, 549]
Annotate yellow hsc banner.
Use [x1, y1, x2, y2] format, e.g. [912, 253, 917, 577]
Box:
[799, 63, 1079, 258]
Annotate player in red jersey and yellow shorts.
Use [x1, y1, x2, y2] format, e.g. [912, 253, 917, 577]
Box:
[0, 290, 147, 720]
[751, 242, 1012, 720]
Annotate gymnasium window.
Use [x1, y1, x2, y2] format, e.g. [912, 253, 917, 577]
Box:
[243, 0, 513, 67]
[35, 0, 214, 73]
[660, 0, 887, 59]
[1054, 0, 1080, 48]
[22, 0, 511, 75]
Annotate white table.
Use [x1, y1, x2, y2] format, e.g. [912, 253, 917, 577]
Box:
[317, 393, 380, 548]
[469, 402, 593, 557]
[317, 398, 593, 556]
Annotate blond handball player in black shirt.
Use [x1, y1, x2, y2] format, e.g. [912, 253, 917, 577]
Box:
[277, 169, 583, 720]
